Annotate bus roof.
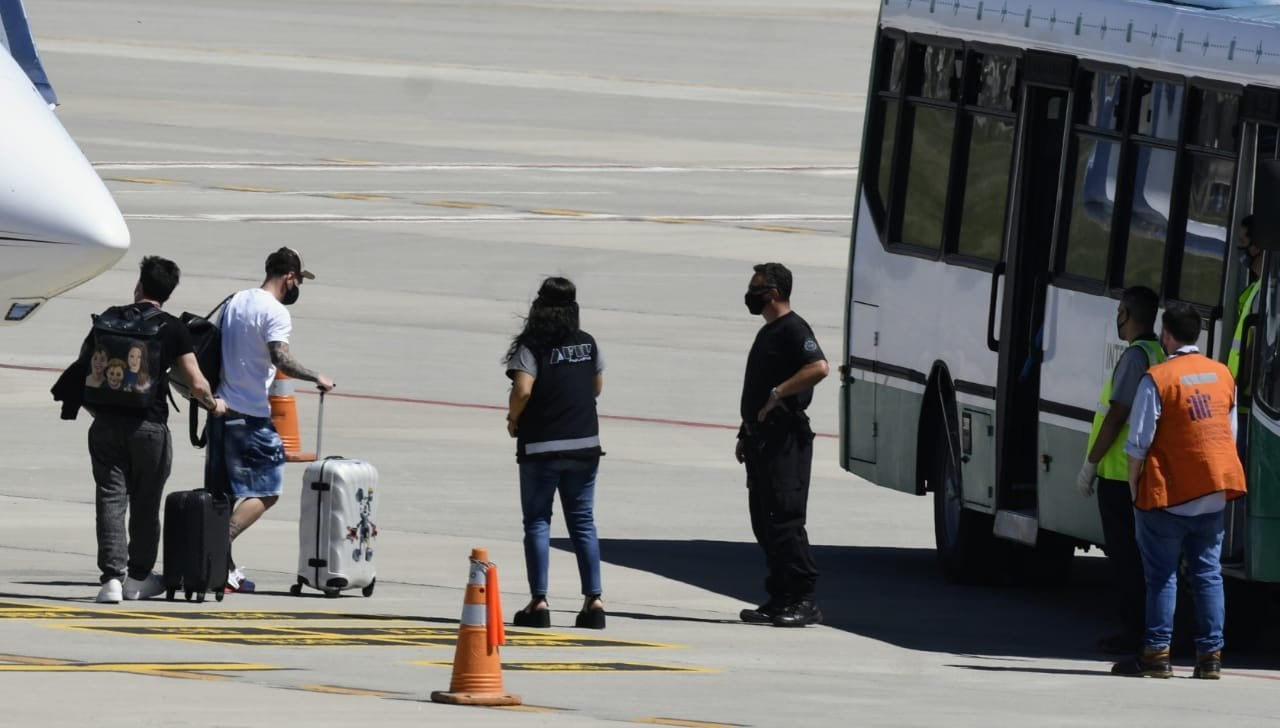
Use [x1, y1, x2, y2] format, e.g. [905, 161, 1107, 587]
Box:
[882, 0, 1280, 88]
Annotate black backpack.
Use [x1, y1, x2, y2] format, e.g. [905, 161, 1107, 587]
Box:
[81, 304, 167, 411]
[171, 295, 232, 447]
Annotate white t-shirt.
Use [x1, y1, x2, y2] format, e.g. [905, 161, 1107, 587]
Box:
[217, 288, 291, 417]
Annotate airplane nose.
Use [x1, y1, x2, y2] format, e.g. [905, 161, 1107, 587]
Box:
[0, 50, 129, 301]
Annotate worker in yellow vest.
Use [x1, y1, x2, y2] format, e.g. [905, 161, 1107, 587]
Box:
[1113, 303, 1247, 680]
[1077, 286, 1164, 655]
[1229, 215, 1261, 456]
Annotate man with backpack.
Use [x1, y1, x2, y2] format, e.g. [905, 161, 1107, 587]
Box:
[205, 247, 334, 593]
[79, 256, 226, 603]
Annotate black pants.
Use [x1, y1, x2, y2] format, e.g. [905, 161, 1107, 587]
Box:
[88, 415, 172, 583]
[744, 424, 819, 604]
[1097, 477, 1145, 639]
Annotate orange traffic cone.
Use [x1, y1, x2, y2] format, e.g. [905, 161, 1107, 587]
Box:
[430, 548, 521, 706]
[269, 371, 315, 462]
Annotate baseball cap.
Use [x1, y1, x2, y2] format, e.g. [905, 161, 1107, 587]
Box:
[265, 246, 315, 280]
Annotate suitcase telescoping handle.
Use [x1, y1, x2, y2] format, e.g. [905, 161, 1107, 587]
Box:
[316, 390, 325, 460]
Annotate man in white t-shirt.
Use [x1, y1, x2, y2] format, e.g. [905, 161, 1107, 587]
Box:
[205, 247, 335, 592]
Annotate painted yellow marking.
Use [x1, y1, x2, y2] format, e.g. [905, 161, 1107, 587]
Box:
[106, 176, 178, 185]
[746, 224, 817, 234]
[0, 660, 282, 682]
[0, 654, 70, 666]
[635, 719, 746, 728]
[646, 217, 704, 225]
[295, 684, 403, 698]
[219, 185, 281, 193]
[531, 208, 591, 217]
[414, 660, 710, 673]
[318, 192, 390, 201]
[419, 200, 491, 209]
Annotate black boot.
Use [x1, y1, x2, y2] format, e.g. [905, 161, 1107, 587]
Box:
[740, 599, 783, 624]
[1111, 647, 1172, 678]
[772, 600, 823, 628]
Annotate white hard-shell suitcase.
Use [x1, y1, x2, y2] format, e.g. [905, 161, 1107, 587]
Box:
[290, 394, 379, 598]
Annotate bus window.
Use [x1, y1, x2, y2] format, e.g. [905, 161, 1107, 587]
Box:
[1078, 70, 1126, 131]
[1123, 146, 1177, 292]
[1062, 137, 1121, 281]
[1258, 255, 1280, 412]
[1190, 88, 1239, 152]
[911, 44, 961, 102]
[902, 107, 953, 249]
[967, 52, 1018, 112]
[955, 115, 1014, 261]
[1179, 154, 1234, 306]
[1134, 78, 1184, 141]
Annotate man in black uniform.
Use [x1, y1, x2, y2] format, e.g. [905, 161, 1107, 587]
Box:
[736, 262, 829, 627]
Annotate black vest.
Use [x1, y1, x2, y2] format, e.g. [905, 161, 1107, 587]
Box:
[516, 331, 602, 463]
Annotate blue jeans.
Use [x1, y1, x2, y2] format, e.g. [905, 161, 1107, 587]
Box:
[204, 413, 285, 498]
[519, 458, 602, 597]
[1134, 507, 1226, 654]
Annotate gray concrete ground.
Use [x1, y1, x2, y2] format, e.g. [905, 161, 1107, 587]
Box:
[3, 1, 1280, 726]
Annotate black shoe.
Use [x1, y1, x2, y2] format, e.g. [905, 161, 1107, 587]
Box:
[739, 600, 784, 624]
[1193, 651, 1222, 680]
[771, 600, 823, 628]
[1095, 632, 1142, 655]
[512, 597, 550, 628]
[1110, 648, 1172, 678]
[575, 595, 606, 629]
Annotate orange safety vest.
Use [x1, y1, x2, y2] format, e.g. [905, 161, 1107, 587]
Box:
[1137, 353, 1247, 511]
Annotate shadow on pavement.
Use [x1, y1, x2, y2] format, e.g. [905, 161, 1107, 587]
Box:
[565, 537, 1280, 668]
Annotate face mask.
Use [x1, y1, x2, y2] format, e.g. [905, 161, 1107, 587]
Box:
[744, 286, 770, 315]
[1115, 310, 1129, 340]
[282, 282, 300, 306]
[1238, 249, 1255, 269]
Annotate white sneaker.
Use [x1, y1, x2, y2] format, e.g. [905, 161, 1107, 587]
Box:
[96, 578, 122, 604]
[225, 566, 256, 594]
[122, 573, 166, 600]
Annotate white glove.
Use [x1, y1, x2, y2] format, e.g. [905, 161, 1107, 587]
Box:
[1076, 461, 1098, 497]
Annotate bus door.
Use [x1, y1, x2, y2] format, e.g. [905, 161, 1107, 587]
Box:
[990, 55, 1073, 544]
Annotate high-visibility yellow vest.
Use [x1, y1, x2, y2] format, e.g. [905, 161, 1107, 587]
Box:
[1227, 280, 1260, 379]
[1086, 339, 1166, 480]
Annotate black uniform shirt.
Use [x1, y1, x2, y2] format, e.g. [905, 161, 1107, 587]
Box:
[740, 311, 825, 423]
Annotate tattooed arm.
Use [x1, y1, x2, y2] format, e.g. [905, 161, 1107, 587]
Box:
[268, 341, 335, 392]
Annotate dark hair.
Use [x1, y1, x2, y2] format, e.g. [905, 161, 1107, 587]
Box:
[1120, 286, 1159, 330]
[753, 262, 793, 300]
[138, 256, 180, 303]
[506, 277, 580, 361]
[1162, 302, 1202, 345]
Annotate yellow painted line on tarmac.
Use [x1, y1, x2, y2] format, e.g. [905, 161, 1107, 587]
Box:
[0, 661, 283, 681]
[219, 185, 281, 193]
[635, 719, 746, 728]
[0, 653, 70, 665]
[419, 200, 492, 208]
[106, 176, 178, 185]
[317, 192, 391, 201]
[646, 217, 704, 225]
[294, 684, 405, 698]
[745, 224, 817, 234]
[531, 208, 592, 217]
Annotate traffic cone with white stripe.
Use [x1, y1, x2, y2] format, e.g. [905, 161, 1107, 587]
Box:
[430, 548, 521, 706]
[270, 371, 315, 462]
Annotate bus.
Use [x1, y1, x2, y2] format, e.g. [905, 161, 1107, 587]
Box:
[839, 0, 1280, 585]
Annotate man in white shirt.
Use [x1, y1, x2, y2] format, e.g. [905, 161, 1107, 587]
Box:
[205, 247, 335, 592]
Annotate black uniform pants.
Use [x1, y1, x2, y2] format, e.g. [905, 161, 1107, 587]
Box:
[1097, 477, 1145, 640]
[743, 424, 819, 604]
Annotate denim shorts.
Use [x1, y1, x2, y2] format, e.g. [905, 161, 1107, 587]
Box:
[205, 413, 285, 498]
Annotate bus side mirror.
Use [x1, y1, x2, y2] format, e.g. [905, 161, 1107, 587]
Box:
[1254, 158, 1280, 251]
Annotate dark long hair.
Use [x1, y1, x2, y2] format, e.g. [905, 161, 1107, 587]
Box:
[506, 277, 580, 361]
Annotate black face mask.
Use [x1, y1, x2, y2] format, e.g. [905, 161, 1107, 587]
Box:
[282, 282, 300, 306]
[744, 286, 771, 316]
[1115, 310, 1129, 340]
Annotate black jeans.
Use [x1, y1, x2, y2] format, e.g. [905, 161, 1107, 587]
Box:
[1097, 477, 1145, 639]
[89, 416, 172, 583]
[743, 421, 819, 604]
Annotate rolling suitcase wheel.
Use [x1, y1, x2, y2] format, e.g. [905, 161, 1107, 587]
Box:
[165, 588, 176, 601]
[289, 583, 303, 596]
[361, 578, 375, 597]
[215, 591, 224, 602]
[184, 589, 193, 601]
[323, 588, 340, 599]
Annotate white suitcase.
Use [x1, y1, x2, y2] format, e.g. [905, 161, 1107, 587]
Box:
[290, 395, 379, 598]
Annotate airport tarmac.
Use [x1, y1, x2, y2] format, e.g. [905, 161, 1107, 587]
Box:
[3, 1, 1280, 726]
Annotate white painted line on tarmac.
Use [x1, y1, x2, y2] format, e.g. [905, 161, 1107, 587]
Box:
[96, 162, 857, 175]
[124, 213, 849, 224]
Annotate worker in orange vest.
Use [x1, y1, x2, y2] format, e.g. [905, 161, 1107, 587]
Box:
[1114, 303, 1247, 680]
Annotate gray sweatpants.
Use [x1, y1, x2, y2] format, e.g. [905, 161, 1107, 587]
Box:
[88, 416, 172, 583]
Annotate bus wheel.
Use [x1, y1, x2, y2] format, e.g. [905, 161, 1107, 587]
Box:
[931, 429, 996, 584]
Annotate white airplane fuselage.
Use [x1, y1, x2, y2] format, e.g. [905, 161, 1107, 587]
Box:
[0, 47, 129, 324]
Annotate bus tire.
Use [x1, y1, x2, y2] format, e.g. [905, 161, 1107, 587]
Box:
[931, 427, 997, 584]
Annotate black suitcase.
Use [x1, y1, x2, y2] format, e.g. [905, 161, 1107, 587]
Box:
[162, 489, 231, 602]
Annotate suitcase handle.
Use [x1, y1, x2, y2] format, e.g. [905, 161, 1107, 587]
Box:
[316, 391, 325, 460]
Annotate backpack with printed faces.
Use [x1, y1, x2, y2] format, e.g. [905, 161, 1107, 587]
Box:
[82, 304, 167, 410]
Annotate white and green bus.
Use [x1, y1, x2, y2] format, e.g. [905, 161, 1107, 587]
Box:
[840, 0, 1280, 584]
